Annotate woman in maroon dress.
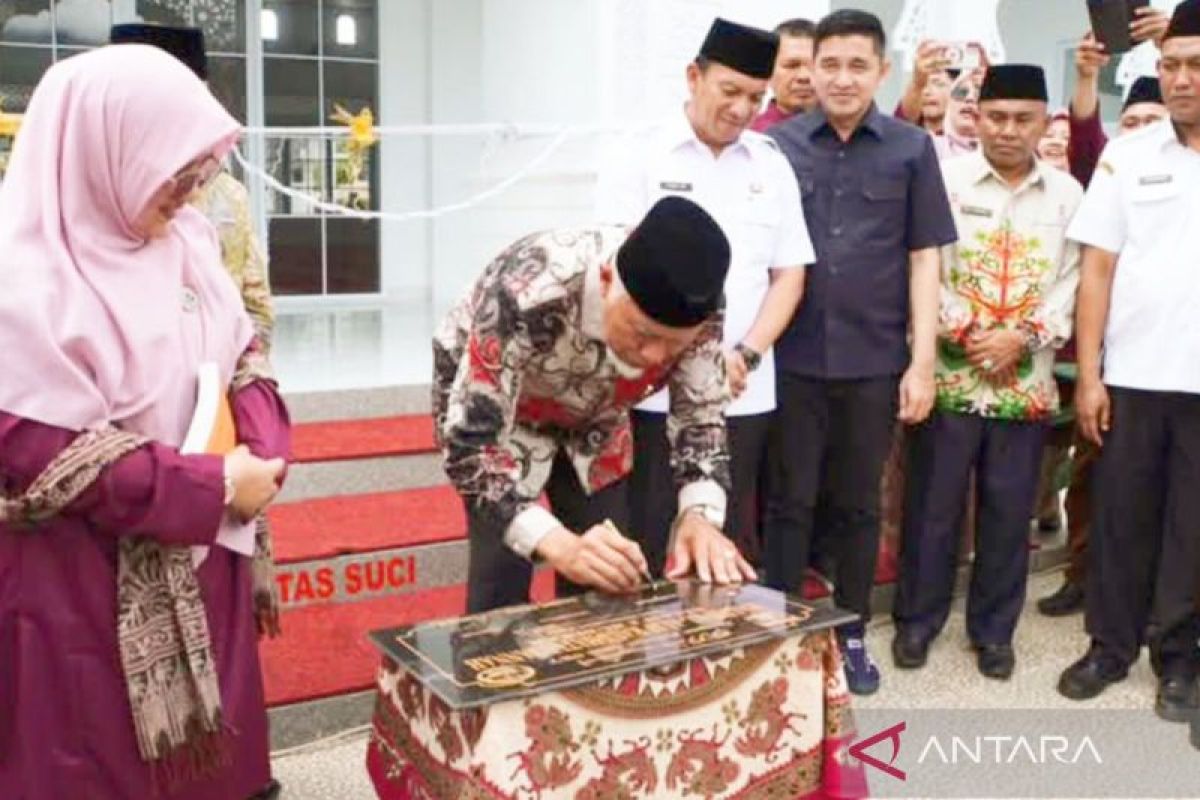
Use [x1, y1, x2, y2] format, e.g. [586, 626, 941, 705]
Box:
[0, 44, 289, 799]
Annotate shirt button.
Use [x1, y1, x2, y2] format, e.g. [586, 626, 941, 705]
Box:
[838, 151, 846, 159]
[832, 227, 843, 237]
[834, 188, 843, 197]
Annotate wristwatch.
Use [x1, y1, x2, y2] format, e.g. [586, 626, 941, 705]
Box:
[679, 503, 723, 528]
[734, 342, 762, 372]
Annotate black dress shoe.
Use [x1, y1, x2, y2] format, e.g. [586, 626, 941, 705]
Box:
[1037, 580, 1085, 617]
[1036, 513, 1063, 533]
[1156, 665, 1199, 723]
[892, 629, 930, 669]
[1058, 647, 1129, 700]
[1190, 710, 1199, 750]
[248, 779, 282, 800]
[975, 643, 1015, 680]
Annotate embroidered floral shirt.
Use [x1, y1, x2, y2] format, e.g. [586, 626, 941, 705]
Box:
[192, 171, 275, 353]
[432, 227, 731, 560]
[937, 151, 1083, 421]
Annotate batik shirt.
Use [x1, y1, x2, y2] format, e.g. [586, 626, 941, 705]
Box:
[432, 226, 731, 560]
[192, 170, 275, 352]
[937, 151, 1083, 421]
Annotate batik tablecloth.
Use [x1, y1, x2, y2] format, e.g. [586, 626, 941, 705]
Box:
[366, 630, 869, 799]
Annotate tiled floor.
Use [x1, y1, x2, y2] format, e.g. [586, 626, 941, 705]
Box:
[270, 570, 1192, 799]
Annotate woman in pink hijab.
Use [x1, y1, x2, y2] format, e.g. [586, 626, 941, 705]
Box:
[0, 44, 290, 799]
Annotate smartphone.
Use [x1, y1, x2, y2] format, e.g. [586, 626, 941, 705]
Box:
[1087, 0, 1151, 54]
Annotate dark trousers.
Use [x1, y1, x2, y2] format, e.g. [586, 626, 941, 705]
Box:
[628, 410, 771, 574]
[894, 411, 1046, 646]
[1063, 433, 1100, 585]
[465, 450, 629, 613]
[763, 374, 899, 635]
[1086, 387, 1200, 670]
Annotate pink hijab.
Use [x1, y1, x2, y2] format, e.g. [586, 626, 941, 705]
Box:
[0, 44, 252, 446]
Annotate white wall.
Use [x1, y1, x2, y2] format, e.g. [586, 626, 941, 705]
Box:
[420, 0, 830, 314]
[378, 0, 432, 299]
[998, 0, 1090, 110]
[427, 0, 601, 313]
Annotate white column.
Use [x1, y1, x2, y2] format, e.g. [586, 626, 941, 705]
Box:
[377, 0, 433, 301]
[244, 0, 268, 248]
[110, 0, 138, 23]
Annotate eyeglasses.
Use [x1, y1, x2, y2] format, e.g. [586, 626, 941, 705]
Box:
[950, 83, 979, 102]
[166, 155, 221, 205]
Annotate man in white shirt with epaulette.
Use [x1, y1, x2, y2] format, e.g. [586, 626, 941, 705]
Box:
[596, 18, 815, 576]
[1059, 0, 1200, 738]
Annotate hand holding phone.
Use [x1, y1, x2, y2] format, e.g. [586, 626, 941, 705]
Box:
[1087, 0, 1151, 55]
[941, 41, 984, 71]
[1129, 4, 1171, 46]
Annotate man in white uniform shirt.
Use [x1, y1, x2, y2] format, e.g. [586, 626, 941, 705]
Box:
[596, 18, 814, 574]
[1058, 0, 1200, 735]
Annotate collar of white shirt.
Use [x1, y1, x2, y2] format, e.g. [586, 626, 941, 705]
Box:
[662, 107, 753, 158]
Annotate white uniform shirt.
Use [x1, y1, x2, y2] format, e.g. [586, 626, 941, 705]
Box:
[595, 113, 815, 416]
[1067, 120, 1200, 394]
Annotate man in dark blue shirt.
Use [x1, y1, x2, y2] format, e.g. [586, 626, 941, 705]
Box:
[765, 9, 957, 695]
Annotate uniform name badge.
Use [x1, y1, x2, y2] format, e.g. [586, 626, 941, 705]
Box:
[961, 204, 994, 218]
[1138, 174, 1173, 186]
[659, 181, 693, 192]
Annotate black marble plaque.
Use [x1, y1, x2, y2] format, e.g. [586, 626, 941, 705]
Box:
[369, 579, 857, 709]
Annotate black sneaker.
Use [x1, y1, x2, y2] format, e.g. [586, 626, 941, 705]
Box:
[1036, 512, 1063, 534]
[1036, 580, 1085, 617]
[838, 633, 881, 696]
[1190, 708, 1199, 750]
[1057, 646, 1129, 700]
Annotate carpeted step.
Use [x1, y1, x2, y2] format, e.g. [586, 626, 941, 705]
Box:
[285, 385, 432, 424]
[291, 414, 436, 464]
[269, 486, 464, 564]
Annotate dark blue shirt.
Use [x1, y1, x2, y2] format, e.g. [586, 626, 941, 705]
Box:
[769, 105, 957, 379]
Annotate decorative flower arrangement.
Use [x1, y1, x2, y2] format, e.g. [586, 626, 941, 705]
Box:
[330, 103, 377, 185]
[0, 95, 21, 180]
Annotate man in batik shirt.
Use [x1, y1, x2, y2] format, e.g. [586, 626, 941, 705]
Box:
[892, 65, 1082, 681]
[434, 197, 756, 613]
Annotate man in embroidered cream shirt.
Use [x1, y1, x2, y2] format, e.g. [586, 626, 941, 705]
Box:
[892, 65, 1082, 681]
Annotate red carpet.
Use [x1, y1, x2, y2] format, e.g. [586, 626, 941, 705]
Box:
[260, 571, 556, 706]
[268, 486, 464, 564]
[291, 415, 436, 463]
